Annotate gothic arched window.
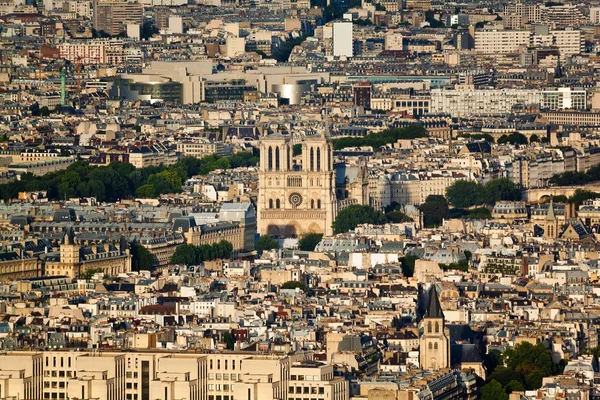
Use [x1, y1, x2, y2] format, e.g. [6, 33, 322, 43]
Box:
[317, 148, 321, 171]
[276, 199, 281, 208]
[428, 322, 432, 333]
[317, 200, 321, 209]
[269, 199, 273, 209]
[434, 343, 438, 350]
[310, 148, 314, 171]
[275, 147, 280, 171]
[311, 200, 315, 209]
[268, 147, 273, 171]
[428, 342, 432, 350]
[435, 322, 439, 333]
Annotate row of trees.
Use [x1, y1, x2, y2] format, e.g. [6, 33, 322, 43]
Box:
[170, 240, 234, 266]
[331, 124, 427, 150]
[481, 342, 564, 400]
[0, 152, 258, 203]
[332, 204, 412, 234]
[445, 178, 522, 209]
[549, 163, 600, 186]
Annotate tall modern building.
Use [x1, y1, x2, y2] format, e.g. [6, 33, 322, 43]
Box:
[257, 133, 337, 237]
[332, 21, 353, 58]
[93, 0, 143, 36]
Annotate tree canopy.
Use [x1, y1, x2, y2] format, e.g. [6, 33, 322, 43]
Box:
[257, 235, 279, 255]
[281, 280, 308, 292]
[131, 243, 155, 271]
[0, 152, 258, 203]
[333, 205, 387, 234]
[331, 124, 427, 150]
[497, 132, 528, 145]
[170, 240, 233, 266]
[483, 342, 564, 398]
[445, 178, 521, 208]
[419, 195, 449, 227]
[298, 232, 323, 251]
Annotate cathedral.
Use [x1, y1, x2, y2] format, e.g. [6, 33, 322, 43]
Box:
[257, 133, 337, 237]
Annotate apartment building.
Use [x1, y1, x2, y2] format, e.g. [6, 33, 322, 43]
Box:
[176, 140, 225, 158]
[92, 0, 143, 36]
[0, 350, 347, 400]
[541, 88, 586, 110]
[473, 29, 531, 53]
[431, 88, 541, 117]
[59, 42, 107, 64]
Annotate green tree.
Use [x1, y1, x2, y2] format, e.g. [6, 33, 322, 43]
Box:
[506, 380, 525, 393]
[222, 331, 235, 350]
[293, 143, 302, 156]
[39, 106, 50, 116]
[399, 254, 419, 277]
[568, 189, 600, 206]
[386, 210, 412, 223]
[498, 132, 528, 145]
[331, 124, 427, 150]
[80, 268, 104, 280]
[481, 380, 508, 400]
[419, 195, 449, 227]
[332, 205, 387, 234]
[257, 235, 279, 255]
[171, 244, 200, 266]
[131, 243, 155, 271]
[281, 280, 308, 292]
[467, 207, 492, 219]
[483, 178, 521, 204]
[135, 184, 155, 198]
[446, 180, 483, 208]
[298, 232, 323, 251]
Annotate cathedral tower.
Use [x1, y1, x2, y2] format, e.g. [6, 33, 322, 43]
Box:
[419, 285, 450, 370]
[257, 133, 336, 237]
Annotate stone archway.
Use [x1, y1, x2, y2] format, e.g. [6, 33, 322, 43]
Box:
[429, 357, 437, 370]
[267, 225, 281, 237]
[307, 222, 323, 234]
[284, 221, 301, 238]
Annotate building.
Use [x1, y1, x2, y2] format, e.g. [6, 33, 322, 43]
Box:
[591, 7, 600, 24]
[333, 21, 353, 58]
[431, 88, 541, 117]
[352, 82, 371, 108]
[541, 88, 586, 110]
[0, 350, 345, 400]
[44, 229, 131, 278]
[176, 139, 226, 158]
[419, 286, 450, 370]
[93, 0, 143, 36]
[257, 133, 337, 237]
[473, 29, 532, 53]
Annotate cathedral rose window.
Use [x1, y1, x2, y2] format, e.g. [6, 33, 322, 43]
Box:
[289, 193, 303, 208]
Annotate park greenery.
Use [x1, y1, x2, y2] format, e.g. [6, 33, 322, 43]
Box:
[332, 204, 413, 234]
[0, 152, 258, 203]
[331, 124, 427, 150]
[298, 232, 323, 251]
[497, 132, 528, 145]
[131, 243, 155, 271]
[549, 163, 600, 186]
[481, 342, 564, 399]
[445, 178, 522, 209]
[170, 240, 233, 266]
[257, 235, 279, 255]
[419, 195, 449, 227]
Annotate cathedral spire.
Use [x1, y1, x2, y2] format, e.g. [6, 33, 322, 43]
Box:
[424, 285, 444, 319]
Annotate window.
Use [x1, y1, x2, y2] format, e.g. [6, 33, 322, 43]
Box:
[269, 199, 273, 209]
[275, 147, 280, 171]
[210, 360, 213, 370]
[317, 200, 321, 209]
[434, 343, 438, 350]
[311, 200, 314, 209]
[276, 199, 280, 208]
[268, 147, 273, 171]
[317, 148, 321, 171]
[435, 322, 439, 333]
[232, 360, 235, 370]
[427, 322, 432, 333]
[428, 342, 432, 350]
[310, 148, 314, 171]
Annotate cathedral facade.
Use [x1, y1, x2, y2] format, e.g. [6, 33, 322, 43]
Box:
[257, 134, 337, 237]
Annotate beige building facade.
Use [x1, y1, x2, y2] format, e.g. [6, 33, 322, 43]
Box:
[0, 350, 348, 400]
